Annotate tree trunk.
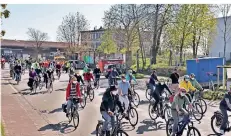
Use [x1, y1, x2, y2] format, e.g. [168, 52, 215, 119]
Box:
[168, 50, 172, 66]
[192, 34, 197, 58]
[151, 4, 159, 65]
[179, 43, 183, 66]
[136, 49, 139, 71]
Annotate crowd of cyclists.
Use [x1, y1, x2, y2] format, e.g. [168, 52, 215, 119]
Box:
[2, 55, 231, 136]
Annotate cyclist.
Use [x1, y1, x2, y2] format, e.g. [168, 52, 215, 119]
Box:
[151, 80, 172, 114]
[108, 67, 119, 86]
[149, 70, 159, 94]
[65, 76, 82, 117]
[169, 68, 180, 93]
[171, 88, 193, 136]
[55, 61, 62, 77]
[43, 68, 53, 89]
[83, 69, 94, 86]
[189, 73, 203, 100]
[28, 67, 37, 89]
[125, 70, 137, 84]
[74, 71, 84, 85]
[93, 65, 101, 87]
[14, 62, 22, 81]
[179, 75, 196, 102]
[1, 56, 6, 69]
[219, 85, 231, 135]
[68, 66, 75, 82]
[100, 85, 124, 136]
[118, 75, 131, 119]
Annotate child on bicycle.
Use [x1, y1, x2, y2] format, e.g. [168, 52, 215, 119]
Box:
[189, 73, 203, 100]
[179, 75, 196, 102]
[219, 85, 231, 135]
[83, 69, 94, 86]
[65, 76, 82, 117]
[171, 88, 193, 136]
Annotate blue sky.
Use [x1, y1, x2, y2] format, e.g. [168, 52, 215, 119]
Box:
[2, 4, 112, 41]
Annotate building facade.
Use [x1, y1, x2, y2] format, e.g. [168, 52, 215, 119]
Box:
[209, 16, 231, 61]
[1, 39, 69, 59]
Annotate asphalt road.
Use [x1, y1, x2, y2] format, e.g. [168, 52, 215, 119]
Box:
[1, 64, 230, 136]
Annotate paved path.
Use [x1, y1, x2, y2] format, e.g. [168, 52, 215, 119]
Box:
[1, 64, 230, 136]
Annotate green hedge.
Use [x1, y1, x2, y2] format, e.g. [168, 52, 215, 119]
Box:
[134, 73, 145, 79]
[202, 90, 226, 100]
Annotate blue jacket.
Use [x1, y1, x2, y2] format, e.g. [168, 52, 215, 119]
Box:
[125, 73, 137, 83]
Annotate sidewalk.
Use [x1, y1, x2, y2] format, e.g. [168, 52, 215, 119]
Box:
[1, 72, 62, 136]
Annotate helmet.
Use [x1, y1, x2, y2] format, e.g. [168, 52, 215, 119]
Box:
[184, 75, 190, 79]
[190, 73, 195, 77]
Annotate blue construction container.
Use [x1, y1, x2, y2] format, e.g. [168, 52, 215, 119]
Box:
[186, 57, 225, 87]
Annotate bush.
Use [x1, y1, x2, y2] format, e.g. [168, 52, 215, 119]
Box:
[202, 90, 226, 100]
[134, 73, 145, 79]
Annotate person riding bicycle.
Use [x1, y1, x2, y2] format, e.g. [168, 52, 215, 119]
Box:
[189, 73, 203, 100]
[108, 67, 119, 86]
[74, 71, 84, 85]
[14, 62, 22, 81]
[151, 80, 172, 115]
[43, 68, 53, 89]
[93, 65, 101, 86]
[169, 68, 180, 93]
[1, 56, 6, 69]
[28, 67, 37, 89]
[65, 76, 82, 117]
[125, 70, 137, 84]
[100, 85, 124, 136]
[219, 85, 231, 135]
[179, 75, 196, 102]
[83, 69, 94, 86]
[55, 62, 62, 76]
[149, 70, 159, 94]
[118, 75, 131, 119]
[171, 88, 193, 136]
[68, 66, 75, 82]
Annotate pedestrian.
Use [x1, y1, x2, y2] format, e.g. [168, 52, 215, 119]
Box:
[169, 68, 180, 93]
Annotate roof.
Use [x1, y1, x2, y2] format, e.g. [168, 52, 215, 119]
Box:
[1, 39, 69, 48]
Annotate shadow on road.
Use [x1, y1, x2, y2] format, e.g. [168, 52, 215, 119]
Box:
[139, 100, 150, 105]
[55, 88, 66, 91]
[38, 121, 76, 134]
[136, 119, 165, 134]
[49, 107, 63, 114]
[207, 134, 219, 136]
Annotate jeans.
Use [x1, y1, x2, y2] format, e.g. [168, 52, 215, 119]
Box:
[101, 111, 115, 131]
[119, 95, 129, 113]
[171, 109, 188, 135]
[152, 91, 161, 111]
[220, 106, 228, 130]
[66, 98, 78, 114]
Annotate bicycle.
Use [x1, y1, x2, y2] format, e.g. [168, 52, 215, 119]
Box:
[85, 81, 95, 101]
[118, 99, 138, 127]
[148, 95, 172, 123]
[31, 76, 40, 94]
[129, 84, 140, 107]
[66, 98, 80, 129]
[207, 72, 221, 91]
[211, 110, 231, 135]
[79, 85, 87, 109]
[166, 112, 201, 136]
[96, 111, 129, 136]
[56, 69, 61, 80]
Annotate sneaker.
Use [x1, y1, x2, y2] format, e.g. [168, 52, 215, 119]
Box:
[220, 129, 225, 135]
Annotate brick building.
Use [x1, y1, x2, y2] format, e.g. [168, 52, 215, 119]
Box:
[1, 39, 69, 59]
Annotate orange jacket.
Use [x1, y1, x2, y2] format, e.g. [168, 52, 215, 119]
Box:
[66, 81, 81, 101]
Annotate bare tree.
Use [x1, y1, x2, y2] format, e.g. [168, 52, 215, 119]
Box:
[216, 4, 231, 60]
[26, 28, 48, 59]
[57, 12, 89, 49]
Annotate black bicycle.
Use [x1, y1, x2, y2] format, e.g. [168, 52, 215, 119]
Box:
[211, 110, 231, 135]
[166, 113, 201, 136]
[31, 76, 40, 93]
[79, 85, 87, 109]
[67, 98, 80, 129]
[129, 84, 140, 107]
[56, 69, 61, 80]
[85, 81, 95, 101]
[96, 111, 129, 136]
[94, 77, 100, 89]
[148, 96, 171, 123]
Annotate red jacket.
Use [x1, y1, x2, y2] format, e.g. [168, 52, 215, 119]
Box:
[66, 81, 81, 101]
[83, 73, 94, 81]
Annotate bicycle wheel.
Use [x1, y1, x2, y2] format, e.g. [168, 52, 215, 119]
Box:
[192, 103, 203, 121]
[148, 103, 158, 120]
[39, 82, 43, 90]
[79, 97, 86, 109]
[187, 127, 201, 136]
[166, 118, 174, 136]
[211, 114, 223, 134]
[131, 91, 140, 107]
[198, 99, 207, 114]
[164, 106, 172, 123]
[116, 130, 129, 136]
[89, 89, 94, 101]
[128, 107, 138, 127]
[95, 122, 103, 136]
[145, 88, 151, 101]
[72, 107, 79, 129]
